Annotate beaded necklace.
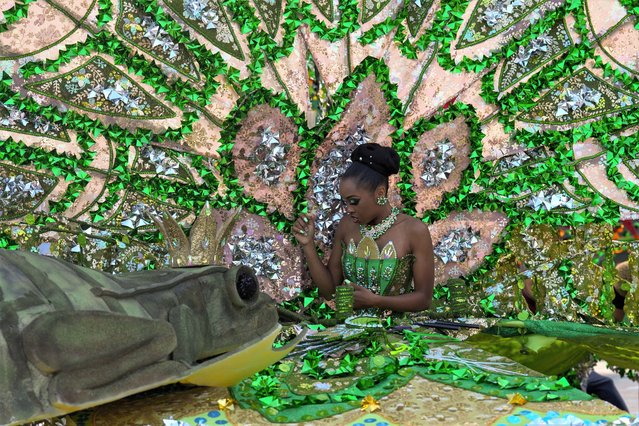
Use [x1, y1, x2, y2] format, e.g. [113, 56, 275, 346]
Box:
[359, 207, 400, 240]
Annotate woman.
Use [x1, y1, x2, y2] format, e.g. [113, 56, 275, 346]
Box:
[293, 143, 435, 312]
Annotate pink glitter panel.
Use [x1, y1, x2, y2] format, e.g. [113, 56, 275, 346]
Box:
[232, 103, 302, 219]
[223, 210, 306, 302]
[410, 115, 471, 216]
[0, 0, 94, 59]
[306, 74, 397, 253]
[428, 210, 509, 284]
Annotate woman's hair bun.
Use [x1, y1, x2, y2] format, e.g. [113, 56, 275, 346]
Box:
[350, 143, 400, 177]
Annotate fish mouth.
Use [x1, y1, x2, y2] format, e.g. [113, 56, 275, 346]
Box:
[180, 323, 307, 387]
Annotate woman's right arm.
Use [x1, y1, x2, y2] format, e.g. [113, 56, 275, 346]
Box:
[293, 215, 345, 300]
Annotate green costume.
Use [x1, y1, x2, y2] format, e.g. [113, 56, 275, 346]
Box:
[341, 236, 414, 316]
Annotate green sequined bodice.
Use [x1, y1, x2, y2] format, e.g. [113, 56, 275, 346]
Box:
[341, 237, 415, 297]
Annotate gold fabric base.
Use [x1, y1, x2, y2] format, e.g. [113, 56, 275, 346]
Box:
[76, 376, 626, 425]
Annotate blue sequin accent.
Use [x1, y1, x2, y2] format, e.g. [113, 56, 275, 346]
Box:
[506, 415, 521, 424]
[208, 411, 221, 418]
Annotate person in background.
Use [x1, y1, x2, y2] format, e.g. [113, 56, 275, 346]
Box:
[520, 262, 629, 412]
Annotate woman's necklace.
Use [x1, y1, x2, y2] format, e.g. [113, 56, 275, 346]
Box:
[359, 207, 400, 240]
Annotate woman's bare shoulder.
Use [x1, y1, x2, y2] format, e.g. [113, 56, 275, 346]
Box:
[335, 216, 358, 238]
[336, 215, 358, 230]
[400, 215, 430, 233]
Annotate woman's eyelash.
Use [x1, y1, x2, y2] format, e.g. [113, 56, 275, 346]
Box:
[340, 198, 359, 206]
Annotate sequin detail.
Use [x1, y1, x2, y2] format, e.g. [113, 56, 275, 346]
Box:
[342, 238, 415, 301]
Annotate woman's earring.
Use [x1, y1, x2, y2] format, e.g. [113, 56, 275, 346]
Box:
[376, 196, 388, 206]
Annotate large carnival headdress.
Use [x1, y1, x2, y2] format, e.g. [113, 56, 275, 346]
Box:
[152, 202, 240, 267]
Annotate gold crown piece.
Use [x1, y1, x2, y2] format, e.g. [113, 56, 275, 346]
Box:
[153, 202, 241, 267]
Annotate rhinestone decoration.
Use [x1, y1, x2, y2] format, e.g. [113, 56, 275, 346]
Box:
[482, 0, 529, 29]
[359, 207, 400, 240]
[141, 146, 180, 176]
[527, 187, 575, 211]
[0, 102, 63, 134]
[183, 0, 220, 29]
[311, 126, 370, 246]
[228, 234, 282, 280]
[420, 139, 456, 187]
[86, 74, 149, 116]
[434, 227, 480, 264]
[512, 34, 552, 68]
[253, 127, 289, 185]
[141, 17, 180, 59]
[0, 175, 45, 216]
[555, 85, 602, 118]
[120, 203, 163, 229]
[494, 147, 548, 174]
[1, 103, 28, 126]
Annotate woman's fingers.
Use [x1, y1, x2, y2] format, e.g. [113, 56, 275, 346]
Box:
[294, 214, 314, 235]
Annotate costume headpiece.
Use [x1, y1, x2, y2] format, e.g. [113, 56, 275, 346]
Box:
[153, 202, 240, 267]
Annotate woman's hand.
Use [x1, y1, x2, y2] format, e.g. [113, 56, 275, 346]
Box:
[351, 283, 378, 309]
[292, 213, 315, 247]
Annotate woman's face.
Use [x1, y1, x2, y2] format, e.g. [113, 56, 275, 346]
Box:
[338, 177, 380, 224]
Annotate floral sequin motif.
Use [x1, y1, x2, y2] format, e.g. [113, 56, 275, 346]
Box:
[311, 0, 333, 20]
[134, 145, 192, 182]
[381, 264, 394, 283]
[433, 227, 480, 264]
[117, 1, 200, 80]
[498, 19, 572, 91]
[492, 147, 549, 175]
[0, 102, 69, 141]
[361, 0, 392, 23]
[252, 0, 283, 36]
[163, 0, 244, 60]
[405, 0, 434, 37]
[458, 0, 545, 49]
[517, 68, 639, 125]
[105, 192, 189, 230]
[0, 165, 57, 220]
[26, 56, 175, 119]
[522, 186, 584, 212]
